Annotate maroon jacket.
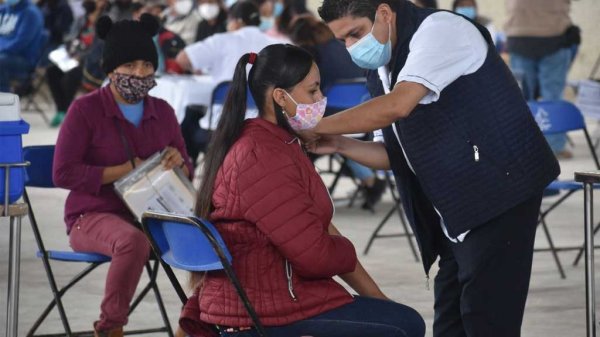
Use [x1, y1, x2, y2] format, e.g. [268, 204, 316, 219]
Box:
[180, 118, 357, 336]
[53, 86, 193, 232]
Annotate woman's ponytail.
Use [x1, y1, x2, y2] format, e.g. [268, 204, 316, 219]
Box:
[195, 53, 252, 218]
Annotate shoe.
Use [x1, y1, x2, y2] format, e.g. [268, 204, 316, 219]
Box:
[361, 178, 386, 211]
[94, 322, 124, 337]
[50, 112, 65, 127]
[555, 150, 573, 159]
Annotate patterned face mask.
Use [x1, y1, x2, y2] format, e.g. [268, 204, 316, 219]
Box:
[111, 73, 157, 103]
[284, 91, 327, 130]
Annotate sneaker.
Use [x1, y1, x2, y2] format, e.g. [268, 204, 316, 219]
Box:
[50, 112, 65, 127]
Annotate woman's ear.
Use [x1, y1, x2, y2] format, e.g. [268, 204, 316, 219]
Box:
[272, 88, 287, 110]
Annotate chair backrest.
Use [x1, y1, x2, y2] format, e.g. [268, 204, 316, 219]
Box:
[210, 81, 257, 109]
[23, 145, 55, 188]
[529, 100, 600, 169]
[208, 81, 257, 128]
[325, 78, 370, 110]
[528, 100, 586, 134]
[141, 211, 232, 272]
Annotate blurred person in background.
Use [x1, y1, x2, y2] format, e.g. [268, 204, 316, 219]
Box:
[505, 0, 578, 159]
[38, 0, 73, 65]
[0, 0, 44, 93]
[46, 0, 106, 126]
[164, 0, 200, 44]
[194, 0, 227, 42]
[132, 0, 187, 74]
[176, 0, 284, 82]
[452, 0, 496, 47]
[290, 16, 386, 210]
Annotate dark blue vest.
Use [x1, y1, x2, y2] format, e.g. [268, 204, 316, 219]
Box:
[366, 2, 560, 273]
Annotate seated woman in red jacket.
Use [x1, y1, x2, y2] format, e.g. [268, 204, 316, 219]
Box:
[179, 44, 425, 337]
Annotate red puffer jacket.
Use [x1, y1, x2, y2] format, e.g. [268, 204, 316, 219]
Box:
[180, 118, 357, 336]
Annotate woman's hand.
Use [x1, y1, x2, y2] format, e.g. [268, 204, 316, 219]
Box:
[161, 146, 185, 170]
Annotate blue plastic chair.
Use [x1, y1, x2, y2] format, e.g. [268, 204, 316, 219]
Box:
[141, 210, 267, 337]
[529, 100, 600, 278]
[208, 81, 257, 129]
[22, 145, 174, 337]
[322, 78, 371, 195]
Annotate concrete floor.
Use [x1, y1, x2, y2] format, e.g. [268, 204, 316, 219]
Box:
[2, 102, 600, 336]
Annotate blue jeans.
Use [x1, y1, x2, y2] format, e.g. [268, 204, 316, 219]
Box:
[510, 48, 571, 153]
[221, 296, 425, 337]
[345, 158, 374, 181]
[0, 53, 34, 92]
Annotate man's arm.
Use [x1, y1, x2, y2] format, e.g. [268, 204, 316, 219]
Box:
[314, 81, 429, 135]
[175, 50, 193, 72]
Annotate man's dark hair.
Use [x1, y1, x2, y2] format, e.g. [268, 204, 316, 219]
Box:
[318, 0, 398, 23]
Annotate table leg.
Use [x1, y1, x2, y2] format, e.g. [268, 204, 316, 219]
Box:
[584, 182, 597, 337]
[6, 215, 21, 337]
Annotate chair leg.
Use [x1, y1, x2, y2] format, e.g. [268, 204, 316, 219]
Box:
[147, 260, 175, 337]
[573, 220, 600, 266]
[363, 204, 397, 255]
[538, 215, 566, 279]
[396, 205, 419, 262]
[26, 189, 75, 337]
[26, 262, 103, 337]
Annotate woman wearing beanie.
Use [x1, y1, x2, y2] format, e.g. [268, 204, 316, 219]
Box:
[52, 13, 193, 337]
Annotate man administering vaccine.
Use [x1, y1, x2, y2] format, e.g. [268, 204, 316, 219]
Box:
[306, 1, 559, 336]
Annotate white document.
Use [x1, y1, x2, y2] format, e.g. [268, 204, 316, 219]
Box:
[48, 45, 80, 72]
[114, 152, 196, 221]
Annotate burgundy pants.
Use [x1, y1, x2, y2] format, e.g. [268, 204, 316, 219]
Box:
[69, 212, 150, 331]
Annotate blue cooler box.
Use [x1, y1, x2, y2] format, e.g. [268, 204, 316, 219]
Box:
[0, 120, 30, 204]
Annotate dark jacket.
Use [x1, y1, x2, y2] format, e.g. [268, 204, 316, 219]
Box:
[366, 2, 560, 274]
[0, 0, 44, 66]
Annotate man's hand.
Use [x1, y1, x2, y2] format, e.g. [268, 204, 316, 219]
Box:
[297, 128, 320, 144]
[304, 134, 342, 155]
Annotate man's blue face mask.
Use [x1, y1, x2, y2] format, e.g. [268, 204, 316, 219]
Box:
[455, 6, 477, 20]
[347, 13, 392, 70]
[273, 2, 284, 17]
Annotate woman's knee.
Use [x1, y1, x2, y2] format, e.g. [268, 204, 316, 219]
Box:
[402, 305, 426, 337]
[114, 228, 150, 260]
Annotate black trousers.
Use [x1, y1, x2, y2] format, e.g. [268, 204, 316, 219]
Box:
[433, 193, 542, 337]
[46, 64, 83, 112]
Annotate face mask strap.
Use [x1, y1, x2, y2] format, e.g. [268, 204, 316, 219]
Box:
[283, 90, 299, 106]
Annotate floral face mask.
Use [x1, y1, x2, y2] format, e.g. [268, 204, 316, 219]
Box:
[283, 91, 327, 130]
[112, 72, 157, 103]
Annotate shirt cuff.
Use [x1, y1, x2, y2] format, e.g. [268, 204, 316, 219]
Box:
[396, 74, 441, 105]
[373, 129, 384, 143]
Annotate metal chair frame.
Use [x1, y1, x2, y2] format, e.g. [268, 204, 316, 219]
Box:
[141, 211, 267, 337]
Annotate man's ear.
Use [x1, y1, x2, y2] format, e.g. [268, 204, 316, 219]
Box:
[272, 88, 287, 109]
[376, 3, 394, 24]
